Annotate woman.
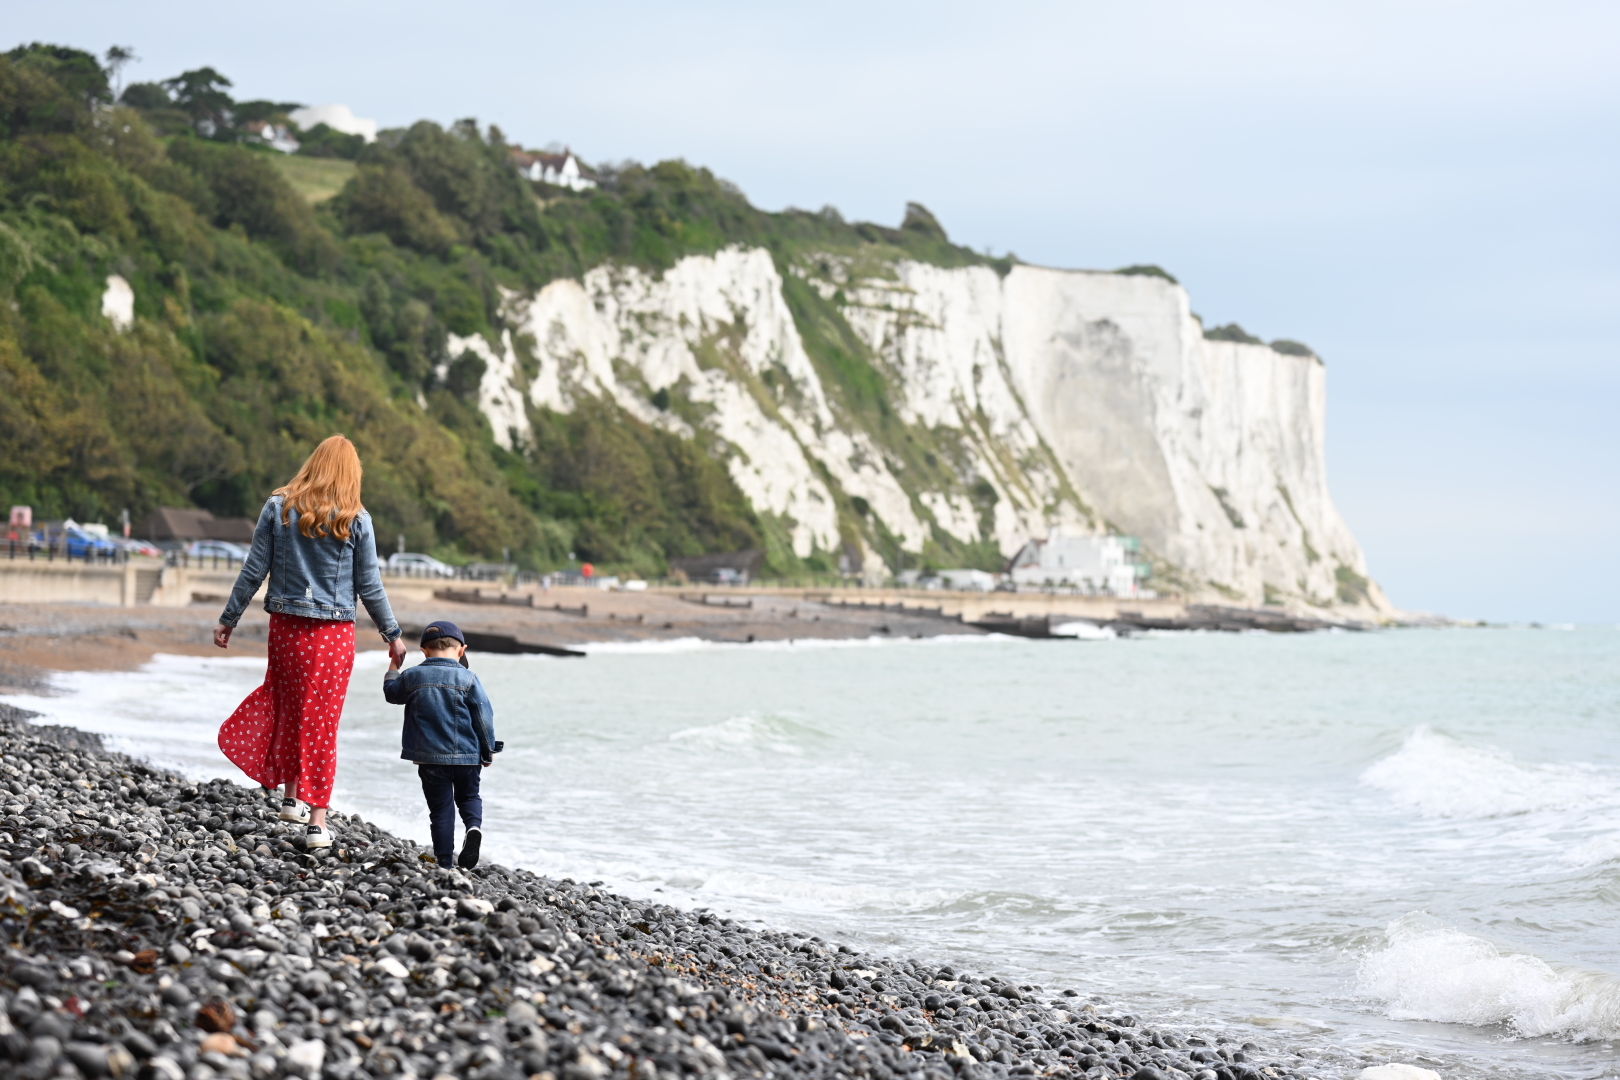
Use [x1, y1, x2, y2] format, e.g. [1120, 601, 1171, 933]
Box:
[214, 435, 407, 848]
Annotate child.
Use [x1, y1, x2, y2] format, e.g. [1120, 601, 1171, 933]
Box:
[384, 620, 502, 868]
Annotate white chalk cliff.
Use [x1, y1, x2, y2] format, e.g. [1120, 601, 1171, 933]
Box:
[468, 245, 1386, 611]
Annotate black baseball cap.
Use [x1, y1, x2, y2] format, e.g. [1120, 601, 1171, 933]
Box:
[420, 620, 466, 646]
[421, 620, 470, 667]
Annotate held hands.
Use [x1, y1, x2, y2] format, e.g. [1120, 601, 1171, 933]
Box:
[213, 623, 233, 649]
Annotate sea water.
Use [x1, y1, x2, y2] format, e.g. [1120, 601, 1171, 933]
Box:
[5, 626, 1619, 1080]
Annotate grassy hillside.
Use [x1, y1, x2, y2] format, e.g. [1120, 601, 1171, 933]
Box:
[270, 155, 355, 203]
[0, 44, 1011, 577]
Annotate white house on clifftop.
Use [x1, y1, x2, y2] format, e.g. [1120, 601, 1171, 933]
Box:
[511, 148, 598, 191]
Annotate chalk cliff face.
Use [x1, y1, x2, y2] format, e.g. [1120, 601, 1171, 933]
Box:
[470, 246, 1384, 610]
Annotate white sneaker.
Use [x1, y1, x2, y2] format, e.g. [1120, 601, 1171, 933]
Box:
[304, 825, 333, 850]
[279, 798, 312, 824]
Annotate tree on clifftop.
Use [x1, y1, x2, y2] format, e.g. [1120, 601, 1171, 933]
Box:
[163, 66, 233, 136]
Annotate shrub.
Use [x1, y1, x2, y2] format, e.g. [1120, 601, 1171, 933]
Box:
[333, 164, 461, 254]
[901, 202, 947, 242]
[2, 43, 107, 136]
[1270, 338, 1316, 358]
[1336, 565, 1371, 606]
[1204, 323, 1264, 345]
[1115, 264, 1178, 284]
[118, 82, 170, 110]
[297, 122, 365, 160]
[165, 137, 337, 271]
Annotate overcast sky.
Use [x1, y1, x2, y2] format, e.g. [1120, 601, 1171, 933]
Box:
[16, 1, 1619, 621]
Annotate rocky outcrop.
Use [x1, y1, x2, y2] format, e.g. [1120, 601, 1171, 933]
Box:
[467, 246, 1385, 611]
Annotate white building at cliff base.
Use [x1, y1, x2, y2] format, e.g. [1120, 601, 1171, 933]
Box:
[1007, 529, 1145, 596]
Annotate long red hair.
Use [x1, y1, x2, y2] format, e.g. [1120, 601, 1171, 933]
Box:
[275, 435, 364, 541]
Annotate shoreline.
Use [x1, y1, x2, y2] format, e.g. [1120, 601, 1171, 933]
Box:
[0, 707, 1329, 1080]
[0, 597, 994, 685]
[0, 579, 1428, 682]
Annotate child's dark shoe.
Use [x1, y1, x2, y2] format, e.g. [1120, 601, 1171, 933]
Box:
[457, 826, 482, 869]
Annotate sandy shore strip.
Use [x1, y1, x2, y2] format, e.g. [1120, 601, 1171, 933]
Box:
[0, 705, 1330, 1080]
[0, 595, 988, 684]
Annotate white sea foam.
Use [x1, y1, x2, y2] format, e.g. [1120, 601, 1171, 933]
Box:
[0, 652, 267, 779]
[666, 715, 829, 755]
[1562, 832, 1620, 868]
[443, 837, 965, 917]
[1050, 621, 1117, 640]
[1360, 726, 1611, 818]
[1357, 916, 1620, 1040]
[648, 866, 961, 914]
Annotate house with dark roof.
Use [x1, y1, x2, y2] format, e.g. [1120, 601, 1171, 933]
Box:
[140, 507, 256, 544]
[511, 148, 599, 191]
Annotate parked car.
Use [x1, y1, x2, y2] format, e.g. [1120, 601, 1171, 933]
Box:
[64, 528, 121, 560]
[387, 552, 457, 577]
[113, 537, 164, 558]
[184, 540, 249, 561]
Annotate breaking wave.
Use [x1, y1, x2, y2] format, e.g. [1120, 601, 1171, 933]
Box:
[1360, 726, 1613, 819]
[667, 714, 830, 755]
[1357, 916, 1620, 1041]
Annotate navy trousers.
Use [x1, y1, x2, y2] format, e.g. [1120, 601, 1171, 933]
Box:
[417, 763, 482, 866]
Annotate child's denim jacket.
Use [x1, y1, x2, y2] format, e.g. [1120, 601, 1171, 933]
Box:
[385, 658, 498, 765]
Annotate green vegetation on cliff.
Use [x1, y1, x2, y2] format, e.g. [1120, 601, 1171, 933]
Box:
[0, 43, 1013, 576]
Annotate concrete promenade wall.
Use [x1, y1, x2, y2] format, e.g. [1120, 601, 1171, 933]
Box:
[0, 559, 259, 607]
[0, 559, 451, 609]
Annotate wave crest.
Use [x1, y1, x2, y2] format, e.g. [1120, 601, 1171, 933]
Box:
[1361, 726, 1608, 818]
[1357, 916, 1620, 1040]
[667, 715, 828, 755]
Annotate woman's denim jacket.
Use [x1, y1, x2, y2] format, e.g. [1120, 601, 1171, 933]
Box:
[219, 495, 401, 641]
[385, 659, 497, 765]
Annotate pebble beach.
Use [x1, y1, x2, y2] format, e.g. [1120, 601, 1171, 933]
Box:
[0, 705, 1303, 1080]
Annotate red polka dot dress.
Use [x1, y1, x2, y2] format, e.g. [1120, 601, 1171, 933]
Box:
[219, 613, 355, 808]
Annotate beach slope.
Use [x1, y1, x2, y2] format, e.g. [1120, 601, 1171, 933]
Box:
[0, 708, 1300, 1080]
